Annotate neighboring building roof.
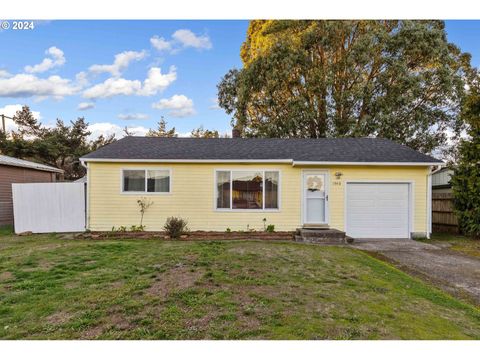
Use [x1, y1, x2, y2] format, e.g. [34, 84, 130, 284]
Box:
[74, 176, 87, 183]
[0, 154, 64, 173]
[432, 167, 453, 175]
[432, 167, 453, 188]
[80, 136, 443, 165]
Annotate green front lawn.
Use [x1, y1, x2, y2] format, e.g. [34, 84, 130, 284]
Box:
[429, 233, 480, 258]
[0, 231, 479, 339]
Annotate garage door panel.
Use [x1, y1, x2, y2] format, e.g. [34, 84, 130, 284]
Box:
[376, 209, 408, 217]
[377, 199, 407, 207]
[348, 192, 372, 200]
[346, 183, 410, 239]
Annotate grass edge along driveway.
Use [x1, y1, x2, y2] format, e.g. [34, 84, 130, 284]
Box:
[424, 233, 480, 258]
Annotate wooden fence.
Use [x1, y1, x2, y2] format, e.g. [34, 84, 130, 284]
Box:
[432, 192, 459, 233]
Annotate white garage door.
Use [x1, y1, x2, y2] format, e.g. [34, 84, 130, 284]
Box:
[346, 183, 410, 238]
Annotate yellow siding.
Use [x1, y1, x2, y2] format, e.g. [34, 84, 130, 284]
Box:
[87, 162, 429, 233]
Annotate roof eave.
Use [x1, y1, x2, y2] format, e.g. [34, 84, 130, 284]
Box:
[79, 158, 293, 164]
[292, 161, 444, 166]
[0, 162, 64, 173]
[80, 157, 444, 166]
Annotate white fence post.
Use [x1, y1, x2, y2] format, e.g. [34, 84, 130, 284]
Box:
[12, 183, 86, 233]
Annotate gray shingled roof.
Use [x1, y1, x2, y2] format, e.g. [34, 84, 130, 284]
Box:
[0, 155, 64, 173]
[81, 136, 442, 164]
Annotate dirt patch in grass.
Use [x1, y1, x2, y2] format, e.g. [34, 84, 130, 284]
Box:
[38, 260, 53, 270]
[64, 281, 79, 290]
[82, 324, 106, 339]
[22, 260, 53, 272]
[147, 266, 204, 299]
[46, 311, 74, 325]
[109, 280, 125, 289]
[185, 313, 215, 333]
[34, 244, 64, 252]
[81, 311, 134, 339]
[0, 272, 13, 281]
[109, 313, 133, 331]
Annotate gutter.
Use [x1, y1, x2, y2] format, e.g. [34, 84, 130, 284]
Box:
[80, 157, 444, 167]
[292, 161, 444, 166]
[79, 159, 89, 230]
[79, 158, 294, 164]
[426, 165, 437, 239]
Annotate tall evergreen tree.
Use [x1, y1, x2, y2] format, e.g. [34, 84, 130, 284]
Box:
[190, 126, 220, 138]
[0, 105, 116, 180]
[218, 20, 473, 153]
[146, 117, 177, 137]
[450, 89, 480, 237]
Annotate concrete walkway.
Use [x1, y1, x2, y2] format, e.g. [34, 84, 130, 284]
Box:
[351, 239, 480, 305]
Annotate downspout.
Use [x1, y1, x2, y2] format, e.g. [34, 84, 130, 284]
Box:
[426, 166, 435, 239]
[80, 159, 89, 231]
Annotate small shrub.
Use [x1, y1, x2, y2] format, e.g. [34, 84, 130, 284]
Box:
[266, 224, 275, 233]
[137, 198, 154, 227]
[130, 224, 146, 232]
[111, 226, 128, 232]
[226, 228, 231, 232]
[164, 217, 188, 239]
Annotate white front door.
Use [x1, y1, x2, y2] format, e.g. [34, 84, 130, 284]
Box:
[303, 172, 327, 225]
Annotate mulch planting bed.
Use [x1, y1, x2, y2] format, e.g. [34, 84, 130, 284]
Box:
[76, 231, 295, 241]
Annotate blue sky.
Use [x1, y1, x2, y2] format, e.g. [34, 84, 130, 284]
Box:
[0, 20, 478, 139]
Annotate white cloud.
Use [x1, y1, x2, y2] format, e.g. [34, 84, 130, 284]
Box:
[0, 70, 11, 78]
[83, 78, 142, 99]
[24, 46, 66, 74]
[78, 102, 95, 111]
[137, 66, 177, 96]
[0, 104, 41, 132]
[87, 122, 149, 140]
[150, 29, 212, 54]
[83, 66, 176, 99]
[89, 50, 147, 77]
[75, 71, 89, 87]
[118, 113, 149, 120]
[150, 36, 172, 51]
[152, 94, 195, 117]
[172, 29, 212, 50]
[0, 73, 80, 99]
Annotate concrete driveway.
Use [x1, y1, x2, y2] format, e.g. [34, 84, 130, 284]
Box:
[351, 238, 480, 305]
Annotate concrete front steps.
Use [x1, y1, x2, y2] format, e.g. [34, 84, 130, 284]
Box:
[295, 228, 354, 244]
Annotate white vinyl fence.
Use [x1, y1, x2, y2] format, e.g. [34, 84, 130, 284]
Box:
[12, 182, 86, 233]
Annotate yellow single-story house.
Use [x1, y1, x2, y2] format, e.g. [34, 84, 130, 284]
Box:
[80, 136, 443, 239]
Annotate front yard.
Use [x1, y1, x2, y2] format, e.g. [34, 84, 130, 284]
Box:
[0, 231, 479, 339]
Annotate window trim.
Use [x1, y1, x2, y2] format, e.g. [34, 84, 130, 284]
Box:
[214, 169, 281, 212]
[120, 167, 172, 195]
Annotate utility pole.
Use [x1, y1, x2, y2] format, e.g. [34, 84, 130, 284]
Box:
[1, 114, 14, 133]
